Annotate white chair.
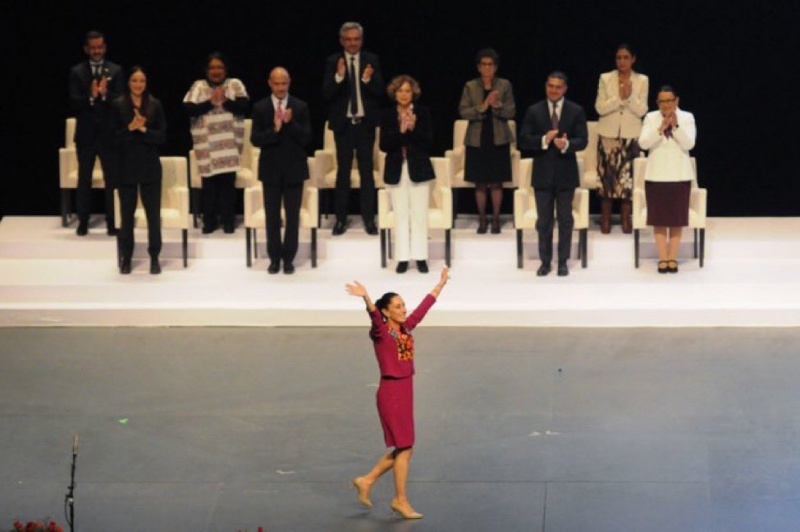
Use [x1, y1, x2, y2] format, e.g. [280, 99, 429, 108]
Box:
[575, 120, 600, 189]
[243, 156, 319, 268]
[188, 118, 257, 227]
[312, 121, 384, 224]
[59, 118, 107, 227]
[377, 157, 453, 268]
[443, 119, 522, 220]
[513, 158, 590, 269]
[113, 156, 191, 267]
[632, 157, 707, 267]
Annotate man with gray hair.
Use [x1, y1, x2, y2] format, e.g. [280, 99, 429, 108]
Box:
[323, 22, 384, 236]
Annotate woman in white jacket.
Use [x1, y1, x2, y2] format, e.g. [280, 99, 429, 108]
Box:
[594, 44, 648, 233]
[638, 85, 696, 274]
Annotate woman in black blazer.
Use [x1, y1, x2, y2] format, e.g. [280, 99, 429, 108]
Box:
[380, 75, 435, 274]
[113, 66, 167, 274]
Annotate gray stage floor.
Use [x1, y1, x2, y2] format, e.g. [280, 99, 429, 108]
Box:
[2, 327, 799, 532]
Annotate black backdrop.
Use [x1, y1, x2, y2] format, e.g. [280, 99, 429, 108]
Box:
[5, 1, 800, 217]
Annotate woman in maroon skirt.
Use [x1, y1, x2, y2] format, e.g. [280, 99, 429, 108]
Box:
[638, 85, 696, 273]
[345, 267, 449, 519]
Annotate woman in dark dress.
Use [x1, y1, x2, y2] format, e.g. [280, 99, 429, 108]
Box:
[114, 66, 166, 274]
[458, 48, 516, 234]
[346, 267, 449, 519]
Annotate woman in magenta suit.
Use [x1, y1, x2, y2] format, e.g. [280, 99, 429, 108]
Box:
[345, 267, 449, 519]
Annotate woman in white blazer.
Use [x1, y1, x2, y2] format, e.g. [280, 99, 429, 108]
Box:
[638, 85, 696, 274]
[594, 44, 648, 233]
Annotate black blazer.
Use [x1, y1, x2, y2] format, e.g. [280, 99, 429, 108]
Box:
[113, 96, 167, 185]
[322, 51, 384, 133]
[68, 60, 125, 144]
[519, 99, 588, 190]
[380, 105, 435, 185]
[251, 95, 311, 186]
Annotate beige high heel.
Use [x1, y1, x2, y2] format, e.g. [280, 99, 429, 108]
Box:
[351, 477, 372, 508]
[391, 499, 423, 519]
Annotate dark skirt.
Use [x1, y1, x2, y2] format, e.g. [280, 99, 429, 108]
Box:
[377, 376, 414, 449]
[596, 136, 640, 200]
[645, 181, 691, 227]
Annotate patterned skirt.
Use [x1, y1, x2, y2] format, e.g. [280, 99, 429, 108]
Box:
[596, 136, 640, 200]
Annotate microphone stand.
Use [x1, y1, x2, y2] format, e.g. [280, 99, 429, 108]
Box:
[65, 434, 78, 532]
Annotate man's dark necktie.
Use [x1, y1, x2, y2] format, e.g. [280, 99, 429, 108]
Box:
[551, 101, 559, 130]
[348, 56, 358, 116]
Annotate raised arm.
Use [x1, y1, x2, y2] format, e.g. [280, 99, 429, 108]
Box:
[346, 281, 376, 311]
[430, 267, 449, 298]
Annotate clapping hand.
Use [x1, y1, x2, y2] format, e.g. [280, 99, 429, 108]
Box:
[363, 64, 374, 82]
[619, 80, 632, 100]
[553, 133, 568, 150]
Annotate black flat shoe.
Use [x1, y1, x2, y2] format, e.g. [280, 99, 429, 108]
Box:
[416, 260, 429, 273]
[332, 220, 347, 236]
[477, 217, 488, 234]
[667, 260, 678, 274]
[396, 261, 408, 273]
[537, 263, 551, 276]
[150, 258, 161, 275]
[491, 218, 501, 234]
[268, 261, 281, 274]
[658, 260, 669, 274]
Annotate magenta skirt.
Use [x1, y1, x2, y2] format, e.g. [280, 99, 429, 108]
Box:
[645, 181, 691, 227]
[377, 376, 414, 449]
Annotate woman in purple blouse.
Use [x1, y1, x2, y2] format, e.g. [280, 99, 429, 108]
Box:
[345, 267, 449, 519]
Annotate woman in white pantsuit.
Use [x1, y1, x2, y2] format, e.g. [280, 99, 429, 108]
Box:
[380, 75, 435, 274]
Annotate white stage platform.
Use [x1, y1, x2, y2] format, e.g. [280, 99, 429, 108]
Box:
[1, 215, 799, 327]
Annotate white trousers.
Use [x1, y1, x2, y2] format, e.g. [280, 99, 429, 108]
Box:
[387, 161, 430, 261]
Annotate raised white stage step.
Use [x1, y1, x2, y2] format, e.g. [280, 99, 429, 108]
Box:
[1, 216, 799, 327]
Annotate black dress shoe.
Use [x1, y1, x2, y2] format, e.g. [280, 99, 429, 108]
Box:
[202, 223, 218, 234]
[119, 257, 132, 274]
[667, 260, 678, 274]
[107, 227, 119, 236]
[76, 223, 88, 236]
[364, 220, 378, 235]
[416, 260, 429, 273]
[477, 217, 488, 234]
[557, 262, 569, 277]
[283, 262, 295, 275]
[150, 258, 161, 275]
[223, 223, 235, 234]
[332, 220, 347, 235]
[396, 261, 408, 273]
[268, 261, 281, 274]
[536, 263, 551, 276]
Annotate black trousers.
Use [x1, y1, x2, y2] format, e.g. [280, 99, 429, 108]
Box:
[334, 122, 375, 223]
[201, 171, 236, 228]
[118, 181, 162, 260]
[263, 183, 303, 264]
[534, 188, 575, 265]
[76, 140, 117, 227]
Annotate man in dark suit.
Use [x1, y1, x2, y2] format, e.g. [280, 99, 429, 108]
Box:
[519, 71, 588, 277]
[322, 21, 384, 236]
[251, 67, 312, 275]
[68, 30, 124, 236]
